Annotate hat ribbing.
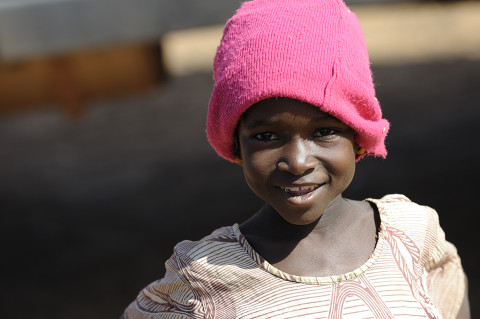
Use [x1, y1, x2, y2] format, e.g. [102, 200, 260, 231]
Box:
[207, 0, 390, 162]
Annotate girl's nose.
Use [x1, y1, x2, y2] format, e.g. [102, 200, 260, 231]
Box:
[277, 139, 318, 175]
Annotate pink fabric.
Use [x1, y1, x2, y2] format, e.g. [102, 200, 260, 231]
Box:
[206, 0, 390, 162]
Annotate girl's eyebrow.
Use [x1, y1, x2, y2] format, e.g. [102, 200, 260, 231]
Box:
[243, 119, 273, 129]
[244, 114, 335, 129]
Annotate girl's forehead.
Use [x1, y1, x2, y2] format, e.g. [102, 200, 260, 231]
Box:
[241, 98, 341, 127]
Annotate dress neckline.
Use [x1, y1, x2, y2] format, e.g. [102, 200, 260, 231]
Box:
[231, 198, 387, 285]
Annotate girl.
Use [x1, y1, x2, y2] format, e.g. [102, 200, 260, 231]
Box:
[123, 0, 469, 317]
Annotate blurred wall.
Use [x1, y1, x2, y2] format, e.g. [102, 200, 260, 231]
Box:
[0, 0, 241, 61]
[0, 0, 241, 117]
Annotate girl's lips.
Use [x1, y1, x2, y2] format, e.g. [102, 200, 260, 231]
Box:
[280, 184, 321, 196]
[278, 184, 324, 206]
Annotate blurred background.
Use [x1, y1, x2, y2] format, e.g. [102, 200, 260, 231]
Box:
[1, 0, 479, 318]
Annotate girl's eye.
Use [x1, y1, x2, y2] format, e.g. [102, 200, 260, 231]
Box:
[314, 128, 337, 137]
[254, 132, 278, 141]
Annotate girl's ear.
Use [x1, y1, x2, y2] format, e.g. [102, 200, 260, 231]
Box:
[236, 157, 244, 165]
[356, 147, 366, 156]
[354, 144, 366, 161]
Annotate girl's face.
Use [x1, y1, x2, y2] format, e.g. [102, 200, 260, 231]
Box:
[238, 98, 357, 225]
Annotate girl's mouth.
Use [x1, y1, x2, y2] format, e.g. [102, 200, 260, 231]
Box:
[280, 184, 321, 196]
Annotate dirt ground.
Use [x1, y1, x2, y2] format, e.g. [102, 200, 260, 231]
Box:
[1, 58, 479, 318]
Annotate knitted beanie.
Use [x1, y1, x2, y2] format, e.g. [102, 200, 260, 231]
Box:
[206, 0, 390, 162]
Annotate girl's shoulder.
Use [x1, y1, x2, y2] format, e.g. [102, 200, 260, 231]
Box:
[125, 226, 244, 317]
[367, 193, 440, 229]
[171, 225, 244, 264]
[367, 194, 445, 256]
[368, 194, 453, 269]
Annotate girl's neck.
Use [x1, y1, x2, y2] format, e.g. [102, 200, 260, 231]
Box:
[244, 195, 353, 241]
[239, 196, 379, 276]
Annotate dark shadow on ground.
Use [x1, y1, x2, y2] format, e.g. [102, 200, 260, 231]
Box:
[1, 59, 479, 318]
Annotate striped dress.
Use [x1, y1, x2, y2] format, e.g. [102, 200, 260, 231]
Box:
[123, 194, 465, 319]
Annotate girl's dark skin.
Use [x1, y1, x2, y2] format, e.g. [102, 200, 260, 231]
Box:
[240, 200, 379, 277]
[236, 98, 470, 318]
[237, 98, 378, 277]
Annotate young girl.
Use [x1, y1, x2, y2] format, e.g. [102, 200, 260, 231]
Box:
[123, 0, 469, 317]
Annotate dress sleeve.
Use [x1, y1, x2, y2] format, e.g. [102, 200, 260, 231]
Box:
[424, 206, 466, 319]
[122, 252, 204, 319]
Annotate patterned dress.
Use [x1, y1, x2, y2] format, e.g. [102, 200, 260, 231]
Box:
[123, 194, 465, 319]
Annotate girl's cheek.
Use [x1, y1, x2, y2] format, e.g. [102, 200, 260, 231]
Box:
[326, 145, 356, 175]
[246, 153, 270, 174]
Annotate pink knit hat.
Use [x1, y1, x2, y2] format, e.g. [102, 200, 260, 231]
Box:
[207, 0, 390, 162]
